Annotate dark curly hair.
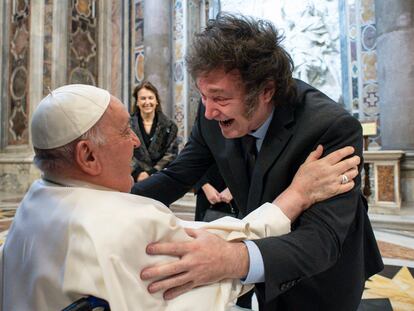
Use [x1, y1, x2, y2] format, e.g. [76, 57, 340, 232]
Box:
[186, 13, 296, 116]
[131, 80, 163, 115]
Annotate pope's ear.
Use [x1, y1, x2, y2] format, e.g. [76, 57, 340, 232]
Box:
[75, 140, 101, 176]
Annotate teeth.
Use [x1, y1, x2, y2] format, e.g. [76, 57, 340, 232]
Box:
[220, 119, 233, 127]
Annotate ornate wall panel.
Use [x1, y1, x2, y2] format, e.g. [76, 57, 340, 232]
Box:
[186, 0, 207, 137]
[67, 0, 99, 85]
[360, 0, 380, 148]
[341, 0, 380, 149]
[172, 0, 187, 149]
[345, 0, 360, 115]
[172, 0, 206, 148]
[132, 0, 144, 93]
[127, 0, 144, 113]
[43, 0, 53, 96]
[110, 0, 122, 98]
[7, 0, 31, 146]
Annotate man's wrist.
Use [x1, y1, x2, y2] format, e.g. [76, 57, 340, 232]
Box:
[227, 242, 249, 279]
[273, 187, 309, 221]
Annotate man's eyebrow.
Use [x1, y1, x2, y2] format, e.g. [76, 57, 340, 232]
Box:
[208, 88, 225, 94]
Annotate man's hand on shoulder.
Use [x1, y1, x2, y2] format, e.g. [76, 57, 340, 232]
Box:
[141, 228, 249, 300]
[273, 145, 360, 221]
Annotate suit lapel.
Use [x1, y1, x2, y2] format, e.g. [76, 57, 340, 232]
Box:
[247, 104, 295, 213]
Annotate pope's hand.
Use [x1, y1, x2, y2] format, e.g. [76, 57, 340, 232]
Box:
[141, 228, 249, 300]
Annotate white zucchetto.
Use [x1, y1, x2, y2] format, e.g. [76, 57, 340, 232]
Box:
[31, 84, 110, 149]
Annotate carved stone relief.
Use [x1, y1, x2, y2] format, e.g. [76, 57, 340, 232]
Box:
[7, 0, 31, 146]
[68, 0, 98, 85]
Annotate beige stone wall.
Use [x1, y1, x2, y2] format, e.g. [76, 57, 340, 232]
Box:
[401, 153, 414, 207]
[0, 155, 40, 194]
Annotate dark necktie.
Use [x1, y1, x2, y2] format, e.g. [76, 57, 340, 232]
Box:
[241, 134, 257, 180]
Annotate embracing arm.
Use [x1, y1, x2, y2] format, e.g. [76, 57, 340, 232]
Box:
[140, 140, 360, 300]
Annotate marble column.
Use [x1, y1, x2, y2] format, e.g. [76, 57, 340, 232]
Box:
[143, 1, 172, 116]
[375, 0, 414, 150]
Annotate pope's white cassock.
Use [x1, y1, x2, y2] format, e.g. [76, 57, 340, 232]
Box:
[0, 178, 291, 311]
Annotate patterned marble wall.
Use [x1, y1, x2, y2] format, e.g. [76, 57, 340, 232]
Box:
[172, 0, 187, 149]
[7, 0, 31, 146]
[110, 0, 123, 99]
[342, 0, 380, 149]
[132, 0, 144, 96]
[43, 0, 53, 96]
[67, 0, 99, 86]
[172, 0, 207, 149]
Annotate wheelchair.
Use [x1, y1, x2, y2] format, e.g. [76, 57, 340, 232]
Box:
[62, 296, 110, 311]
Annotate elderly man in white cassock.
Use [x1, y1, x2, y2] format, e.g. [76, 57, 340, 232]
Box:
[0, 84, 359, 311]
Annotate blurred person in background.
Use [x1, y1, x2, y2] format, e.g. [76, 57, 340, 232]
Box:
[131, 81, 178, 182]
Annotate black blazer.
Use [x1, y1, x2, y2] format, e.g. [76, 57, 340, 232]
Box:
[132, 80, 383, 310]
[131, 111, 178, 180]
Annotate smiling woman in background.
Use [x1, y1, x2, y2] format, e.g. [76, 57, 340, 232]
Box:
[130, 81, 178, 182]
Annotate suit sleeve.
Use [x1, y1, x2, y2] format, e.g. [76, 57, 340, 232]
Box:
[131, 103, 215, 206]
[253, 113, 364, 302]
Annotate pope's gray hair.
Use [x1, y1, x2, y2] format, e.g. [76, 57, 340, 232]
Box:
[33, 120, 106, 174]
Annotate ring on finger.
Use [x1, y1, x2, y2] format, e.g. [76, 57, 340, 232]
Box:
[341, 174, 349, 184]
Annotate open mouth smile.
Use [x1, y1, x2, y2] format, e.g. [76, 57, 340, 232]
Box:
[219, 119, 234, 127]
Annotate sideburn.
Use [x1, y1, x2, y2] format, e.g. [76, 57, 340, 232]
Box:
[243, 92, 260, 119]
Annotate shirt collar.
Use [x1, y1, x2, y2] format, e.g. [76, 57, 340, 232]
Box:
[249, 107, 274, 140]
[248, 107, 274, 151]
[42, 173, 114, 191]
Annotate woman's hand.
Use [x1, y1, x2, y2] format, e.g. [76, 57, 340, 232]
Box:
[219, 187, 233, 203]
[202, 183, 222, 204]
[273, 145, 360, 221]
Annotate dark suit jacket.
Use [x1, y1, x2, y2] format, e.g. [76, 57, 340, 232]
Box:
[132, 80, 383, 310]
[131, 111, 178, 180]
